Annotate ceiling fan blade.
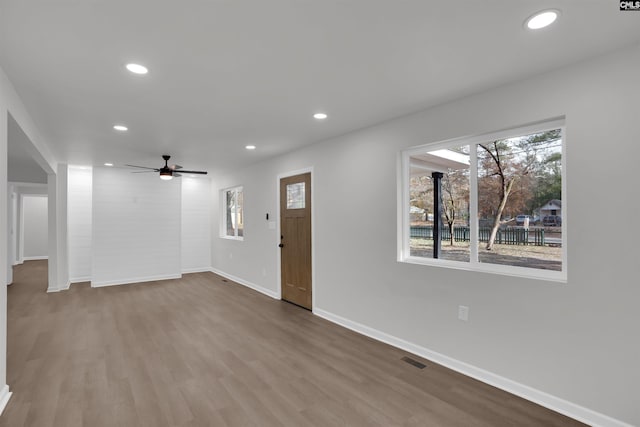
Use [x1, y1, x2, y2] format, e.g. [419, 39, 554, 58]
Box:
[178, 170, 208, 175]
[125, 164, 158, 170]
[169, 164, 183, 170]
[173, 172, 182, 177]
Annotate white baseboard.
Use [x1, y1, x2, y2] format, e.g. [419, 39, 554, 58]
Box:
[70, 276, 91, 283]
[23, 256, 48, 261]
[0, 384, 12, 415]
[313, 308, 632, 427]
[182, 267, 213, 274]
[46, 280, 71, 293]
[91, 273, 182, 288]
[210, 268, 280, 300]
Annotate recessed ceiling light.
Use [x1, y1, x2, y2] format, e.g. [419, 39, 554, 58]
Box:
[113, 125, 128, 131]
[125, 63, 148, 75]
[526, 9, 559, 30]
[245, 145, 257, 150]
[104, 163, 114, 167]
[313, 113, 328, 120]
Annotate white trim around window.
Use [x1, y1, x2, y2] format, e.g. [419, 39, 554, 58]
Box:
[220, 185, 244, 240]
[398, 118, 567, 282]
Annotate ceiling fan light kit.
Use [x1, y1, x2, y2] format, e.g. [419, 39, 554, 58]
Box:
[125, 154, 207, 180]
[159, 169, 173, 180]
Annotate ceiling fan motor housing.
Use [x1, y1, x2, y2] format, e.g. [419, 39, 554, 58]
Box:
[125, 155, 207, 180]
[159, 166, 173, 180]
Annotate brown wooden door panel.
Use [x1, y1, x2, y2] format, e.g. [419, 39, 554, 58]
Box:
[280, 173, 311, 309]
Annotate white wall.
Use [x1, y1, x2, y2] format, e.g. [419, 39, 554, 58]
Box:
[10, 184, 48, 265]
[66, 170, 211, 282]
[20, 195, 47, 260]
[181, 176, 211, 273]
[211, 44, 640, 426]
[6, 186, 16, 285]
[1, 64, 60, 411]
[0, 82, 7, 414]
[92, 168, 181, 286]
[67, 166, 92, 282]
[47, 164, 69, 292]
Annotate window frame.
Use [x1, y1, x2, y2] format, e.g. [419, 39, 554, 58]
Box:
[220, 185, 244, 241]
[399, 118, 567, 282]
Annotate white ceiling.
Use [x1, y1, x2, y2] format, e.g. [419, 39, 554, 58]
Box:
[2, 1, 640, 176]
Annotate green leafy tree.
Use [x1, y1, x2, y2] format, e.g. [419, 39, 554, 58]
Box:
[533, 152, 562, 208]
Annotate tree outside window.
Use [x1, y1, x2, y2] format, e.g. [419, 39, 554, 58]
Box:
[404, 120, 565, 280]
[222, 186, 243, 239]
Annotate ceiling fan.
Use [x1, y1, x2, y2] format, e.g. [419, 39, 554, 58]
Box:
[125, 155, 207, 180]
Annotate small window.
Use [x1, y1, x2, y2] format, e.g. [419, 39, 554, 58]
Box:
[222, 186, 243, 240]
[286, 182, 305, 209]
[400, 119, 566, 281]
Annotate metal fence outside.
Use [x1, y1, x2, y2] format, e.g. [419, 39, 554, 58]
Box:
[410, 225, 545, 246]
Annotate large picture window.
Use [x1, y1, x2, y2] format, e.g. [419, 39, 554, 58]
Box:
[221, 186, 244, 240]
[400, 119, 565, 281]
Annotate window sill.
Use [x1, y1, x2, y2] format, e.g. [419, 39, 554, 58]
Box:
[219, 236, 244, 242]
[399, 255, 567, 283]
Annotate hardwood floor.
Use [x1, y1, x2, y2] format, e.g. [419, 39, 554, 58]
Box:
[1, 260, 585, 426]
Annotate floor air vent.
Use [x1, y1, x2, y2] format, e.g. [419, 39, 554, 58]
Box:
[401, 356, 426, 369]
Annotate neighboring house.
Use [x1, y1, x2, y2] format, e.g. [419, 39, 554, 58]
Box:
[539, 199, 561, 218]
[409, 206, 436, 222]
[410, 205, 425, 221]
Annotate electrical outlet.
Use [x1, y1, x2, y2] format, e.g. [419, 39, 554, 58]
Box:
[458, 305, 469, 321]
[262, 268, 267, 277]
[229, 252, 233, 259]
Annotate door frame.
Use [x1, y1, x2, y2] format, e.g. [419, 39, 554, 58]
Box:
[19, 193, 49, 263]
[276, 167, 315, 311]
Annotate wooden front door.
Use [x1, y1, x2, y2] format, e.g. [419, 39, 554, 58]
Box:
[279, 172, 312, 310]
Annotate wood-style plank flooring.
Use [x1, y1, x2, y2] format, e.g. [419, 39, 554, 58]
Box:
[1, 260, 585, 426]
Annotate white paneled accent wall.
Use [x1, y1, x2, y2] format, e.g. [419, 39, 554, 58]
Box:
[21, 195, 47, 260]
[92, 168, 181, 287]
[67, 166, 92, 282]
[181, 177, 211, 273]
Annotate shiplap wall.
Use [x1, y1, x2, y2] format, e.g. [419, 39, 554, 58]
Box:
[91, 168, 181, 286]
[67, 166, 92, 282]
[21, 195, 47, 260]
[181, 176, 211, 273]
